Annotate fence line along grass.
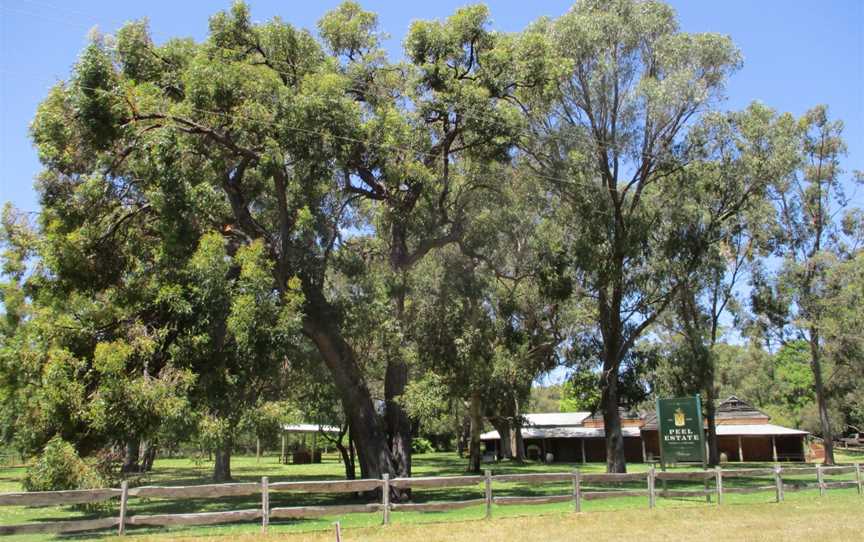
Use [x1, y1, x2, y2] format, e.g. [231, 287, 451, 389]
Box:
[219, 493, 864, 542]
[0, 462, 860, 537]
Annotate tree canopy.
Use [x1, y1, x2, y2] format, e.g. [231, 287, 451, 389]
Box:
[1, 0, 861, 484]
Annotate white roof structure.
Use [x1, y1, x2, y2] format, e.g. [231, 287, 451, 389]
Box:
[478, 408, 810, 442]
[715, 424, 808, 436]
[522, 412, 591, 427]
[281, 423, 340, 434]
[481, 425, 641, 441]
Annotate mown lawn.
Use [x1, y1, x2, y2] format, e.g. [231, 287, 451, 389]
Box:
[206, 492, 864, 542]
[0, 449, 861, 541]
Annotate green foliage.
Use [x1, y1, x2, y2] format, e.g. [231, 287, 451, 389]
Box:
[560, 374, 601, 412]
[318, 2, 381, 57]
[3, 0, 861, 479]
[410, 437, 434, 455]
[773, 341, 815, 416]
[197, 415, 233, 453]
[22, 436, 100, 492]
[529, 385, 562, 413]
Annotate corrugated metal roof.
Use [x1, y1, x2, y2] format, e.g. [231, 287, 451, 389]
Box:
[481, 425, 641, 441]
[523, 412, 592, 427]
[585, 408, 644, 422]
[715, 424, 808, 436]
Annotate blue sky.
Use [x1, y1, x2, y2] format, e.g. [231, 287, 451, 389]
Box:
[1, 0, 862, 213]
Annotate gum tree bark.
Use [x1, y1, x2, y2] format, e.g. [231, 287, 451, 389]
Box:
[303, 310, 394, 480]
[213, 443, 232, 482]
[489, 418, 513, 460]
[468, 393, 483, 473]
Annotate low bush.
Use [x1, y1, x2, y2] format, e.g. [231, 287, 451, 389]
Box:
[411, 437, 435, 455]
[22, 436, 102, 492]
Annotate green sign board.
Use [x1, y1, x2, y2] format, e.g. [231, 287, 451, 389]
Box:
[656, 396, 706, 465]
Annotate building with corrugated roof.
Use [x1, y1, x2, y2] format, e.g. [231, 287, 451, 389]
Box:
[480, 396, 808, 463]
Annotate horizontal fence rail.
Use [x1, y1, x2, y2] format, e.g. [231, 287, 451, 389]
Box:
[0, 463, 860, 536]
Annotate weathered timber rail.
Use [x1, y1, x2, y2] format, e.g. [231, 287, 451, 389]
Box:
[0, 463, 860, 536]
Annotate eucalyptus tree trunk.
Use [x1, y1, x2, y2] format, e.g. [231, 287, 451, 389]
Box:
[512, 398, 525, 461]
[141, 442, 157, 472]
[600, 368, 627, 473]
[336, 441, 356, 480]
[600, 283, 628, 474]
[335, 426, 356, 480]
[707, 281, 721, 467]
[385, 356, 411, 479]
[213, 444, 232, 482]
[489, 418, 513, 460]
[705, 393, 720, 466]
[385, 233, 414, 486]
[302, 309, 394, 481]
[513, 426, 525, 462]
[810, 327, 835, 465]
[122, 439, 140, 473]
[468, 393, 483, 473]
[348, 427, 358, 479]
[457, 414, 470, 457]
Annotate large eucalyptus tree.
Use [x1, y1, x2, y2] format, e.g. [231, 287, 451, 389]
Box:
[654, 104, 798, 465]
[751, 106, 863, 465]
[520, 0, 773, 471]
[318, 2, 542, 479]
[29, 2, 400, 479]
[27, 1, 543, 481]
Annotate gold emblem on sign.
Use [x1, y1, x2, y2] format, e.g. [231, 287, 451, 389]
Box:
[674, 408, 686, 427]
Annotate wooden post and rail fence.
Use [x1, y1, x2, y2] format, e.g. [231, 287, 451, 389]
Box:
[0, 463, 860, 536]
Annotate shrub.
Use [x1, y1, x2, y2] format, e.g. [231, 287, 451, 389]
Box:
[22, 436, 101, 492]
[92, 447, 128, 487]
[411, 437, 435, 455]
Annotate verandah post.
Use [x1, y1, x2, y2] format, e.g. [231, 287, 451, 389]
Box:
[118, 480, 129, 536]
[715, 466, 723, 505]
[484, 469, 493, 519]
[572, 469, 581, 513]
[773, 466, 783, 503]
[261, 476, 270, 533]
[382, 473, 390, 525]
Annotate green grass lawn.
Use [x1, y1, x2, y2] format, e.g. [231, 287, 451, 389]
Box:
[0, 448, 861, 541]
[236, 492, 864, 542]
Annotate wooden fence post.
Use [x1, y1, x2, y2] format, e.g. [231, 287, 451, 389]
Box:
[856, 463, 862, 496]
[773, 466, 783, 503]
[261, 476, 269, 533]
[648, 465, 656, 509]
[484, 469, 492, 519]
[382, 474, 390, 525]
[715, 466, 723, 505]
[117, 480, 128, 536]
[572, 469, 581, 513]
[816, 464, 825, 497]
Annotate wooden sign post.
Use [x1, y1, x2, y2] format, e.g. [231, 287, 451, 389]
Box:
[656, 395, 707, 499]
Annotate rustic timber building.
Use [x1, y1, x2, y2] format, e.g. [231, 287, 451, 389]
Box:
[481, 396, 808, 463]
